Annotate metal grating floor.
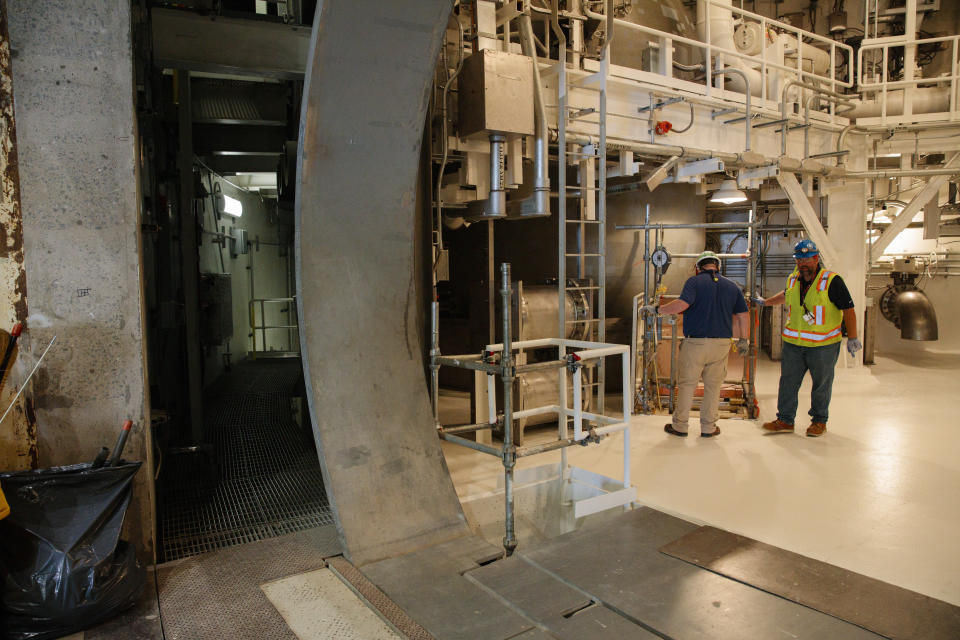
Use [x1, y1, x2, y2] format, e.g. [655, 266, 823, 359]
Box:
[158, 360, 334, 562]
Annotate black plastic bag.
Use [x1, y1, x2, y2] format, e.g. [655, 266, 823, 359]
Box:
[0, 461, 144, 640]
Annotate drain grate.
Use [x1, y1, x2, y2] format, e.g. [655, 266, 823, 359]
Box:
[159, 360, 334, 562]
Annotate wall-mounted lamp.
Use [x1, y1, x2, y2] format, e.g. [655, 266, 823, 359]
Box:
[217, 193, 243, 217]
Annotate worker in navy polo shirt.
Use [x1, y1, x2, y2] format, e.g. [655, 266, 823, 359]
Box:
[643, 251, 750, 438]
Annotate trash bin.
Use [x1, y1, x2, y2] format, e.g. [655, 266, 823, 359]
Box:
[0, 461, 144, 640]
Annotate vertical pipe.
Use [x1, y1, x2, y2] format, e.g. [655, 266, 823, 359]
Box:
[519, 14, 549, 218]
[597, 28, 608, 415]
[670, 317, 678, 410]
[642, 203, 651, 409]
[573, 365, 583, 440]
[553, 1, 567, 345]
[430, 301, 440, 425]
[488, 222, 495, 344]
[747, 204, 757, 399]
[500, 263, 517, 555]
[621, 350, 630, 488]
[488, 367, 496, 429]
[486, 134, 506, 217]
[176, 69, 204, 444]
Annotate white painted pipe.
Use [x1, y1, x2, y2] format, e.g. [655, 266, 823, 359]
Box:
[487, 372, 496, 430]
[574, 346, 628, 360]
[847, 87, 951, 118]
[573, 366, 583, 441]
[621, 350, 630, 488]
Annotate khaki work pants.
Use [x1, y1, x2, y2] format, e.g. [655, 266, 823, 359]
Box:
[672, 338, 731, 435]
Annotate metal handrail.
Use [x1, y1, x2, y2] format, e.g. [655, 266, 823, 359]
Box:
[248, 297, 298, 358]
[857, 34, 960, 122]
[605, 0, 853, 104]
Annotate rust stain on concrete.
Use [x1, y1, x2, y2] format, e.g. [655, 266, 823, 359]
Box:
[0, 3, 34, 470]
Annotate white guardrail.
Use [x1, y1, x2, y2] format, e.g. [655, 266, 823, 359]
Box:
[858, 34, 960, 123]
[605, 0, 853, 108]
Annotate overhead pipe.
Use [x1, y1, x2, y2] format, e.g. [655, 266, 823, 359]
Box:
[519, 13, 549, 218]
[835, 123, 867, 165]
[847, 167, 960, 178]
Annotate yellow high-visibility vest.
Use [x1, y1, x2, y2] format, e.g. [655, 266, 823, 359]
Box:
[0, 481, 9, 520]
[783, 268, 843, 347]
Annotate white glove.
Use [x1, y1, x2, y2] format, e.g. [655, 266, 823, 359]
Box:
[751, 296, 765, 307]
[846, 337, 862, 355]
[735, 338, 750, 356]
[640, 305, 658, 316]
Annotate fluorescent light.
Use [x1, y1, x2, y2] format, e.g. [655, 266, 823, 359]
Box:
[710, 179, 748, 204]
[220, 194, 243, 217]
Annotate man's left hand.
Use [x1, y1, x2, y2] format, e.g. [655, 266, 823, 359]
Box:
[640, 305, 658, 316]
[847, 337, 862, 355]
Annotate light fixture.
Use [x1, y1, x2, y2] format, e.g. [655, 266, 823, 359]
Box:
[218, 193, 243, 217]
[710, 179, 748, 204]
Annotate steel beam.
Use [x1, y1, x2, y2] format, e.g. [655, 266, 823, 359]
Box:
[776, 172, 839, 266]
[870, 152, 960, 261]
[152, 8, 310, 78]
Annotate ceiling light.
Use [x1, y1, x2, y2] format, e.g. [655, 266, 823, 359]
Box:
[710, 179, 748, 204]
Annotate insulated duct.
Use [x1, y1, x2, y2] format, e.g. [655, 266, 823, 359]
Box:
[846, 88, 951, 119]
[895, 289, 938, 341]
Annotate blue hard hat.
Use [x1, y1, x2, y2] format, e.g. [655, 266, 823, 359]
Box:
[793, 239, 819, 259]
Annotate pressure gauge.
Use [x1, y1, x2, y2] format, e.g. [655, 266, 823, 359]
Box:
[651, 246, 671, 271]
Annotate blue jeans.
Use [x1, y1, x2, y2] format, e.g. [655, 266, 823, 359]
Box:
[777, 341, 841, 425]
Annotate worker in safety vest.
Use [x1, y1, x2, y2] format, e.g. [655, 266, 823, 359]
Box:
[756, 239, 861, 437]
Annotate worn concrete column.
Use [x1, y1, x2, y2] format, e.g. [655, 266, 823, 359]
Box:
[8, 1, 152, 554]
[0, 1, 35, 471]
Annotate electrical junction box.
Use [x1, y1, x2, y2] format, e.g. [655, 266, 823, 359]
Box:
[458, 49, 535, 138]
[231, 227, 249, 257]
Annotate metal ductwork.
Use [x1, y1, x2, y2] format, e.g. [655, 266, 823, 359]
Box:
[879, 267, 939, 341]
[893, 289, 938, 341]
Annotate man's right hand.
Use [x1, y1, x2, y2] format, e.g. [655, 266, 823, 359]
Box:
[640, 305, 658, 316]
[751, 296, 765, 306]
[735, 338, 750, 356]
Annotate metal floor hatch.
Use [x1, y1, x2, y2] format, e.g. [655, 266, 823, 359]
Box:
[158, 359, 333, 562]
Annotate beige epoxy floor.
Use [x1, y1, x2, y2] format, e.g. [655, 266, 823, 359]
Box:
[441, 352, 960, 607]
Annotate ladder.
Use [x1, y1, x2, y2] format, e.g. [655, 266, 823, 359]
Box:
[556, 16, 609, 415]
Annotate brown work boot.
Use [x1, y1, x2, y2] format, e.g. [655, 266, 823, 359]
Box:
[762, 419, 794, 433]
[806, 422, 826, 437]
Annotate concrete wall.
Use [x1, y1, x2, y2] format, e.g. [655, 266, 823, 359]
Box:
[8, 1, 152, 554]
[196, 172, 294, 386]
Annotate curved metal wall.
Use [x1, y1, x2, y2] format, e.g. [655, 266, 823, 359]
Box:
[295, 0, 467, 566]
